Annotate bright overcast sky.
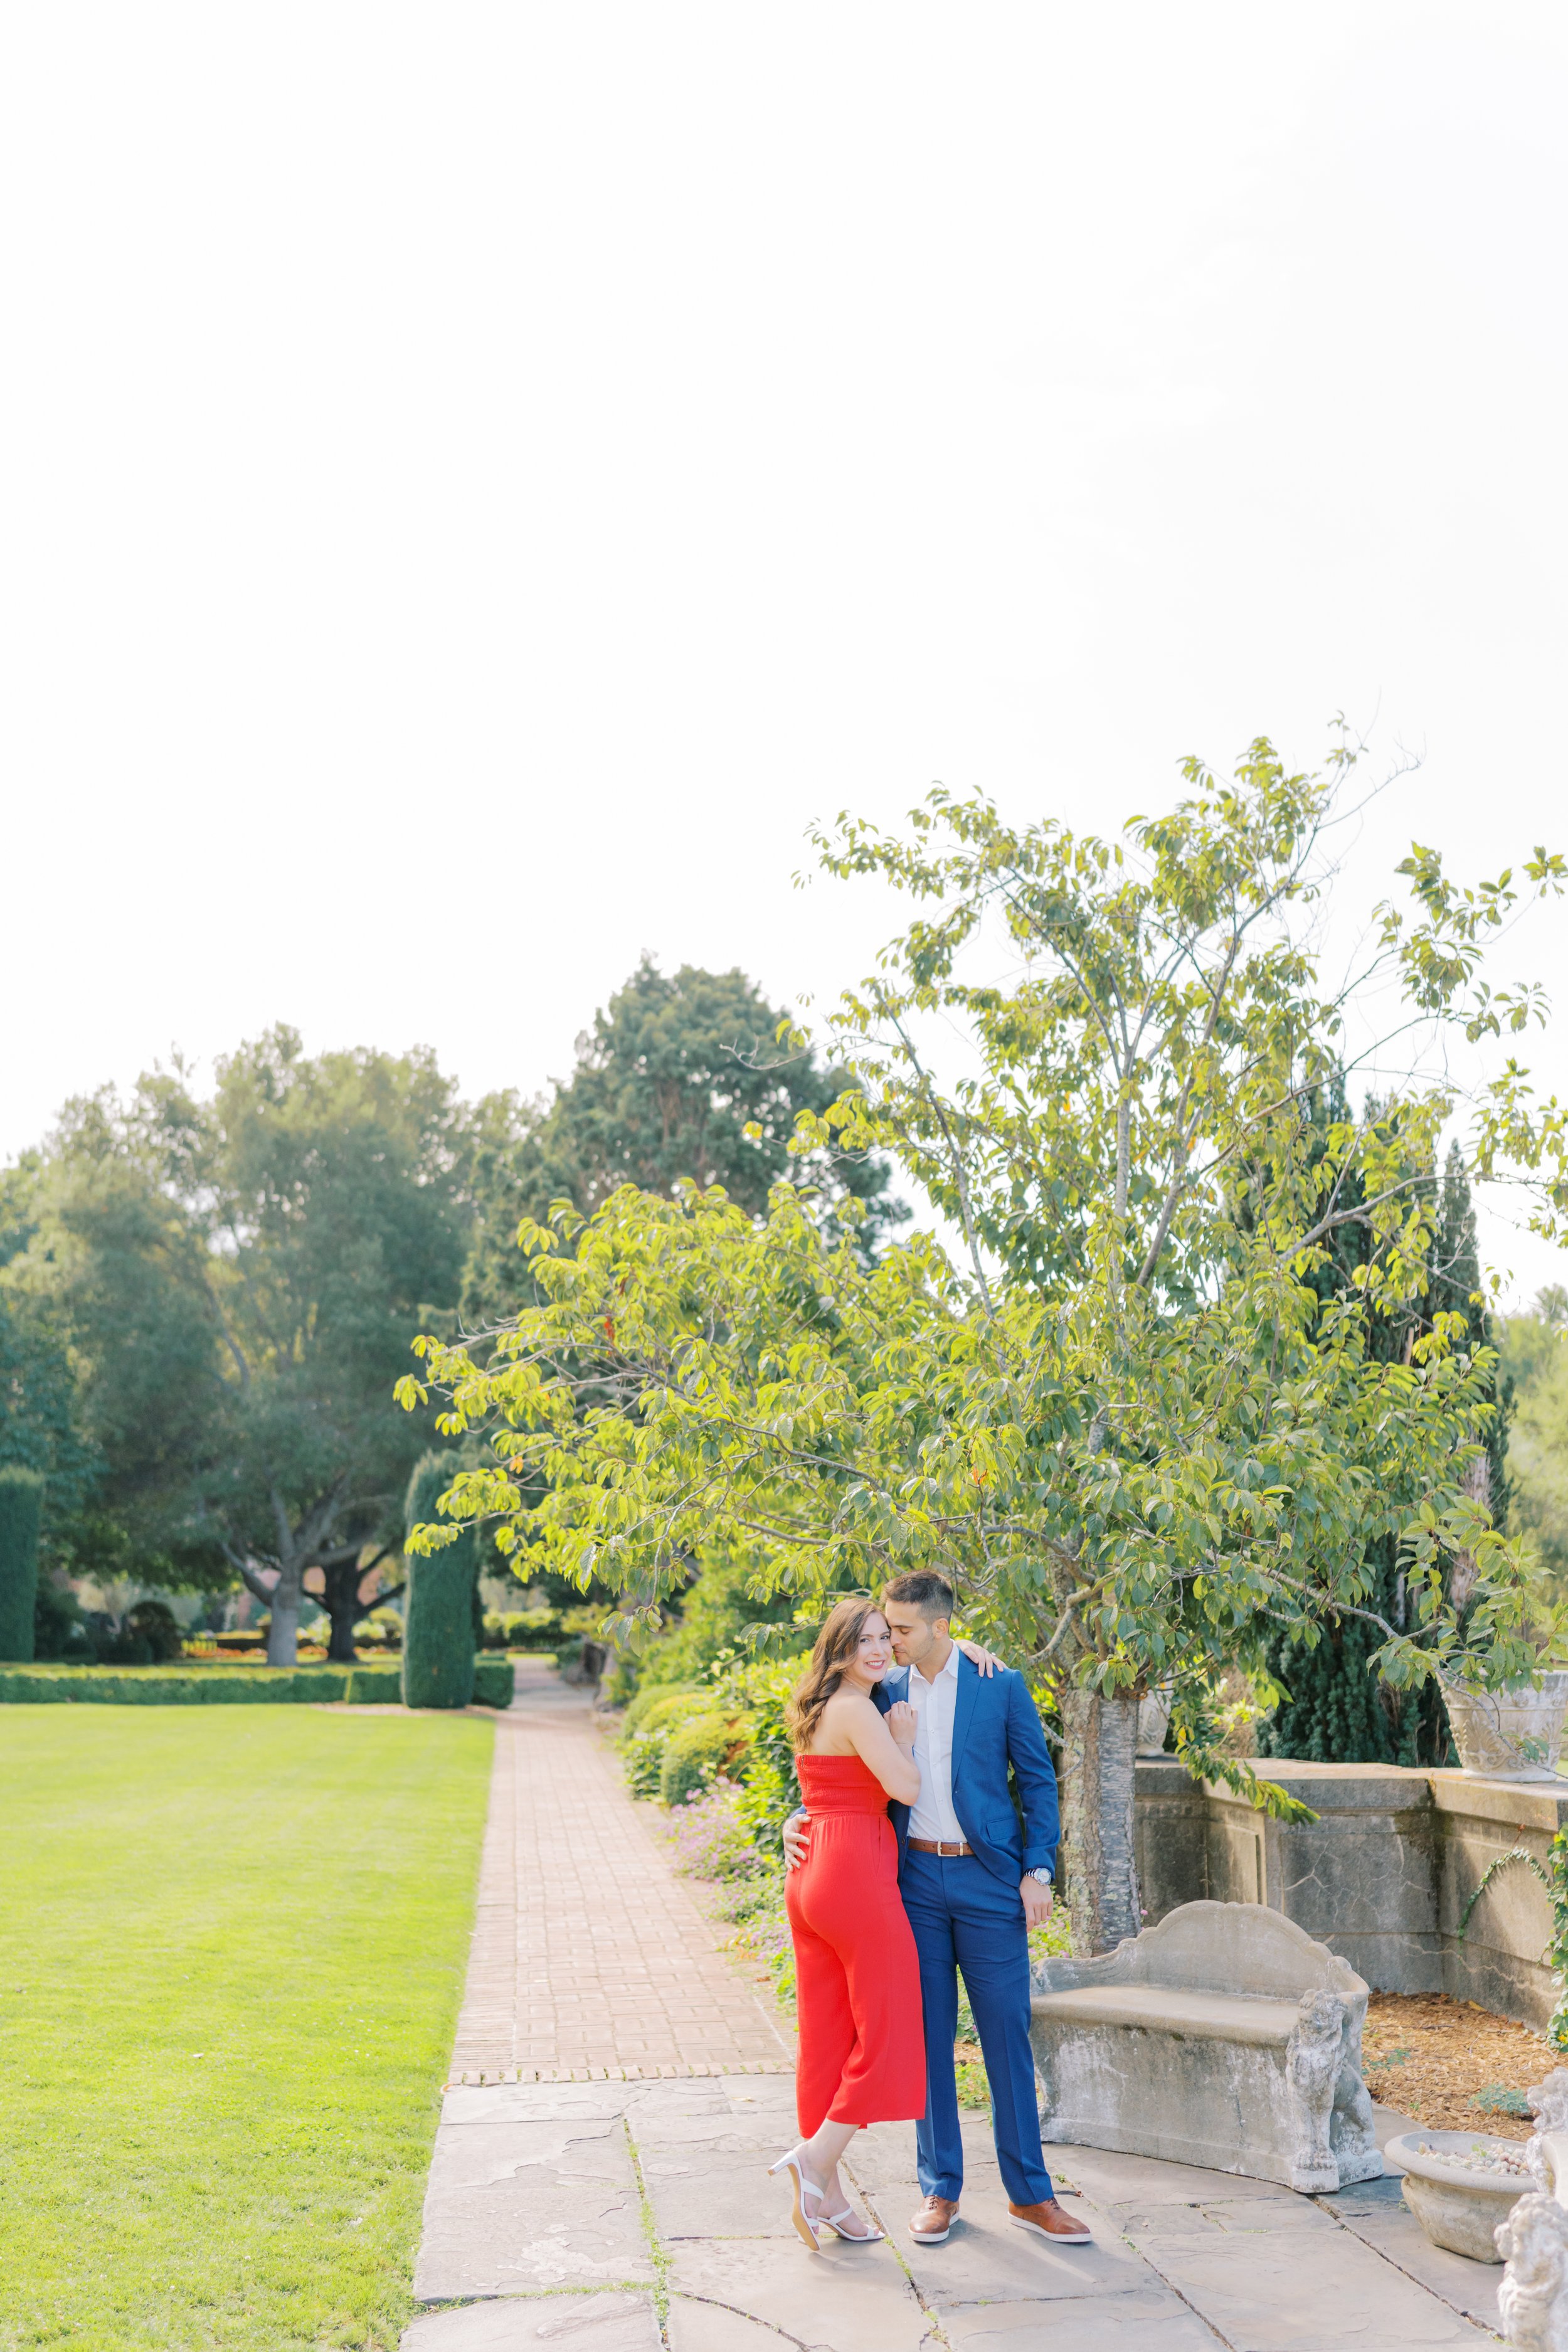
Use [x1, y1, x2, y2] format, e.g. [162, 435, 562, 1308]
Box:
[3, 3, 1565, 1300]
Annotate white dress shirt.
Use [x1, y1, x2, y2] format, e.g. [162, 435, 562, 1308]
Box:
[906, 1642, 965, 1844]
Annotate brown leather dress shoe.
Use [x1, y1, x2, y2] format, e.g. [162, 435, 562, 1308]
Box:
[909, 2195, 959, 2242]
[1009, 2197, 1093, 2244]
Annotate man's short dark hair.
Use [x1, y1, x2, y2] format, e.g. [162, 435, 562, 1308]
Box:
[882, 1572, 955, 1621]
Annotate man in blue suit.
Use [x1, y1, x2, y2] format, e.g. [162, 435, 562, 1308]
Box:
[783, 1571, 1091, 2248]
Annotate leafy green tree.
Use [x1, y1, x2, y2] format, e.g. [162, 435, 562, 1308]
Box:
[9, 1030, 469, 1663]
[634, 1546, 838, 1684]
[1503, 1287, 1568, 1587]
[403, 739, 1568, 1950]
[0, 1158, 107, 1582]
[462, 958, 901, 1316]
[6, 1104, 230, 1592]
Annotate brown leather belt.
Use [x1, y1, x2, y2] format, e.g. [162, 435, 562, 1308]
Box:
[908, 1837, 973, 1857]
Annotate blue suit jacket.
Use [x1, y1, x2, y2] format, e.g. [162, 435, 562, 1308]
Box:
[873, 1652, 1060, 1893]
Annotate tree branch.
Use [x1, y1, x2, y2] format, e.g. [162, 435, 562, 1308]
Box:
[887, 1016, 995, 1316]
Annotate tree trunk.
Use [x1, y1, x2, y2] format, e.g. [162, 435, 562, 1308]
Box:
[265, 1565, 303, 1667]
[1057, 1687, 1143, 1954]
[320, 1559, 364, 1663]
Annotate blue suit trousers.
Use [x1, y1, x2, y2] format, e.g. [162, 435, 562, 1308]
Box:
[903, 1849, 1053, 2206]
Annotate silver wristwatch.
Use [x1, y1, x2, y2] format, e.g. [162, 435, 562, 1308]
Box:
[1026, 1867, 1052, 1886]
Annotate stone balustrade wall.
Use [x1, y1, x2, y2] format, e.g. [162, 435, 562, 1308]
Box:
[1135, 1757, 1567, 2030]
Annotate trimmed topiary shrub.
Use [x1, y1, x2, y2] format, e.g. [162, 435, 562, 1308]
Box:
[0, 1468, 44, 1663]
[659, 1713, 738, 1808]
[401, 1454, 477, 1710]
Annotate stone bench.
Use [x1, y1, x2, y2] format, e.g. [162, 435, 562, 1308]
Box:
[1029, 1899, 1384, 2193]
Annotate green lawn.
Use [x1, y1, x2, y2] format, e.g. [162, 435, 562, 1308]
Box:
[0, 1708, 494, 2351]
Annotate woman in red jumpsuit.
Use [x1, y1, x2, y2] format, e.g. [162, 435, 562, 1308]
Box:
[770, 1597, 927, 2247]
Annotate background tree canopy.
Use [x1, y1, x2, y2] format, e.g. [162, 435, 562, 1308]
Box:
[2, 1031, 471, 1662]
[1503, 1285, 1568, 1589]
[462, 958, 903, 1318]
[0, 964, 896, 1662]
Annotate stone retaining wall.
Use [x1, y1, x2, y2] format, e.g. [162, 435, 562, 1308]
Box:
[1136, 1757, 1566, 2030]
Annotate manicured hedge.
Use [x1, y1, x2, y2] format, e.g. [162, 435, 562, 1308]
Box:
[480, 1609, 562, 1651]
[0, 1664, 400, 1705]
[402, 1455, 477, 1709]
[0, 1657, 516, 1707]
[471, 1658, 515, 1708]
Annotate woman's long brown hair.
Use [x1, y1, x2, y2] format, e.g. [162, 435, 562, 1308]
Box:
[785, 1598, 887, 1752]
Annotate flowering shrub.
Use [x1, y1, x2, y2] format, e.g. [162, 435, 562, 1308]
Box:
[659, 1782, 761, 1880]
[654, 1775, 796, 2008]
[618, 1651, 805, 1835]
[622, 1688, 731, 1797]
[701, 1650, 804, 1846]
[623, 1728, 669, 1798]
[725, 1873, 796, 2013]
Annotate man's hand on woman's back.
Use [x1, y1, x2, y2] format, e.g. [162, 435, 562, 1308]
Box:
[782, 1811, 810, 1870]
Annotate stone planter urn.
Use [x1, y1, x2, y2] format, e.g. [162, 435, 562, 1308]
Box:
[1443, 1673, 1568, 1781]
[1136, 1686, 1173, 1756]
[1386, 2131, 1532, 2262]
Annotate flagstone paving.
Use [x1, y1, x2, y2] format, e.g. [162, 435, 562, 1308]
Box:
[409, 1661, 1507, 2348]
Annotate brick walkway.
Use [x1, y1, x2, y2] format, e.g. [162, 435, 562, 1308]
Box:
[447, 1656, 792, 2084]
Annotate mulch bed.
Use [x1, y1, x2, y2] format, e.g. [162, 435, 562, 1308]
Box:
[1364, 1992, 1555, 2139]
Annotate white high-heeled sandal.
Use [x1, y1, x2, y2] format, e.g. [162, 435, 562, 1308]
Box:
[816, 2201, 884, 2243]
[767, 2148, 824, 2251]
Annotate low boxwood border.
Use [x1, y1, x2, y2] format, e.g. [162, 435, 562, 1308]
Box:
[0, 1659, 516, 1708]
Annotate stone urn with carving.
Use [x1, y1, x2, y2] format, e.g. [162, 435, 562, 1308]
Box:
[1136, 1685, 1174, 1756]
[1443, 1673, 1568, 1782]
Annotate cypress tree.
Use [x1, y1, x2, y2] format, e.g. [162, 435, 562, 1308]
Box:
[1433, 1141, 1512, 1515]
[400, 1453, 477, 1709]
[0, 1467, 45, 1662]
[1261, 1132, 1503, 1766]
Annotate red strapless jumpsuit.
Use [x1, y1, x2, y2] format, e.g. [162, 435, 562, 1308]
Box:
[786, 1753, 927, 2135]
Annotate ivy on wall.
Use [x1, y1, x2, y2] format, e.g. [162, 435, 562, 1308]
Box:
[1458, 1828, 1568, 2050]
